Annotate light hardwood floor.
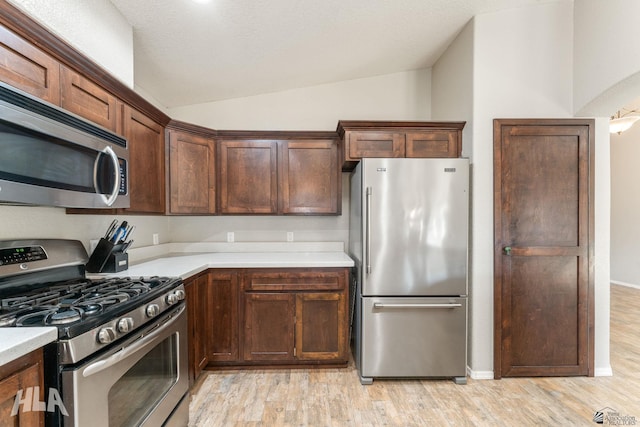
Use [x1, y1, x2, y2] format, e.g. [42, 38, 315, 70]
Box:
[189, 284, 640, 426]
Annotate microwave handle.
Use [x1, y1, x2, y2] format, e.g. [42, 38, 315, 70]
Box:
[94, 146, 121, 206]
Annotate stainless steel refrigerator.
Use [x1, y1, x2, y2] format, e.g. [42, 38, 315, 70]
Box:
[349, 158, 469, 385]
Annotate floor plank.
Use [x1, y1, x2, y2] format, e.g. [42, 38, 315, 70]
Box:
[189, 284, 640, 426]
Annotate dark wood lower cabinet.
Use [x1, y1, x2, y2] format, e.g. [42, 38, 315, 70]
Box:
[0, 348, 44, 427]
[209, 271, 239, 362]
[243, 293, 295, 361]
[185, 273, 210, 386]
[186, 267, 349, 376]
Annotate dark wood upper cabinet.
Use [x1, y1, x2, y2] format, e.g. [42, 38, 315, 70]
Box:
[337, 120, 465, 170]
[122, 104, 166, 213]
[218, 139, 278, 214]
[406, 130, 460, 158]
[168, 124, 216, 214]
[60, 65, 118, 132]
[347, 131, 405, 159]
[217, 132, 341, 216]
[279, 139, 340, 215]
[0, 24, 60, 105]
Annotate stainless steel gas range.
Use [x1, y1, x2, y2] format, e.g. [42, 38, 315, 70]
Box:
[0, 239, 189, 427]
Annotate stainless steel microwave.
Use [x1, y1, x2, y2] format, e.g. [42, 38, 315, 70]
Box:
[0, 82, 129, 208]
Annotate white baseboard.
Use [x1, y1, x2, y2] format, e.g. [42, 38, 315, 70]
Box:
[466, 365, 613, 378]
[467, 366, 494, 380]
[610, 280, 640, 290]
[595, 366, 613, 377]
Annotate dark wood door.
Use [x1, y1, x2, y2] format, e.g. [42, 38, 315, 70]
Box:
[60, 65, 118, 131]
[279, 140, 340, 215]
[122, 105, 165, 213]
[493, 119, 594, 378]
[0, 25, 60, 105]
[347, 131, 405, 160]
[243, 293, 295, 361]
[218, 140, 277, 214]
[0, 349, 44, 426]
[406, 130, 459, 158]
[209, 271, 239, 362]
[296, 292, 347, 361]
[168, 129, 216, 214]
[185, 274, 210, 385]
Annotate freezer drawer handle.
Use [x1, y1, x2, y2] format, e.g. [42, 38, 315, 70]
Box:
[373, 303, 462, 309]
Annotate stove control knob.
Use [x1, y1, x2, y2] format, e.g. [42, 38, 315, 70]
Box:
[117, 317, 134, 333]
[97, 327, 116, 344]
[165, 293, 178, 305]
[146, 303, 160, 318]
[174, 289, 186, 301]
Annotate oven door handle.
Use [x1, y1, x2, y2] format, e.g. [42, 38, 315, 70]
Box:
[82, 305, 185, 378]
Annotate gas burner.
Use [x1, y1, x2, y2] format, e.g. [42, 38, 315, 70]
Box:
[45, 308, 83, 325]
[15, 306, 60, 326]
[0, 313, 16, 327]
[79, 303, 102, 316]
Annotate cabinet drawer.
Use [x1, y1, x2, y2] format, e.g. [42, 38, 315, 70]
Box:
[244, 269, 344, 291]
[406, 130, 459, 158]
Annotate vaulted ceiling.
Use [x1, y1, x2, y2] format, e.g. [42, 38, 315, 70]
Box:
[109, 0, 553, 108]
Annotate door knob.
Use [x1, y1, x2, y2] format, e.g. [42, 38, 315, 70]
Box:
[503, 246, 512, 256]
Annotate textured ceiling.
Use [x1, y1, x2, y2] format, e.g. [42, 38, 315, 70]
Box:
[108, 0, 551, 108]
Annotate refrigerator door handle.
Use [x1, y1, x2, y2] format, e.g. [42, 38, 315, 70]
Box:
[373, 303, 463, 309]
[366, 186, 372, 274]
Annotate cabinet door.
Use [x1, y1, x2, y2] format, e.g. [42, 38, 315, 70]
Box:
[122, 105, 166, 213]
[185, 275, 209, 385]
[279, 140, 340, 214]
[0, 349, 44, 426]
[209, 271, 239, 362]
[406, 130, 459, 158]
[0, 25, 60, 105]
[296, 292, 348, 361]
[218, 140, 277, 214]
[169, 130, 215, 214]
[347, 131, 405, 160]
[60, 65, 118, 131]
[243, 293, 295, 361]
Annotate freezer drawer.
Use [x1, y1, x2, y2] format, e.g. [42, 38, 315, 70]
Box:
[359, 296, 467, 380]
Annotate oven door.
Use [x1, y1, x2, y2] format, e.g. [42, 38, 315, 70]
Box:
[61, 305, 188, 427]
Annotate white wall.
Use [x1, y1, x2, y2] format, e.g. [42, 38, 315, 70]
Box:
[0, 206, 169, 255]
[167, 69, 431, 131]
[6, 0, 134, 87]
[169, 174, 351, 249]
[610, 126, 640, 287]
[574, 0, 640, 117]
[433, 1, 613, 378]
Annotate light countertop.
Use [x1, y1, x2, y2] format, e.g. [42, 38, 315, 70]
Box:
[99, 251, 355, 279]
[0, 328, 57, 366]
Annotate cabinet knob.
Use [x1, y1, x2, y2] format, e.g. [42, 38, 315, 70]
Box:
[503, 246, 512, 256]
